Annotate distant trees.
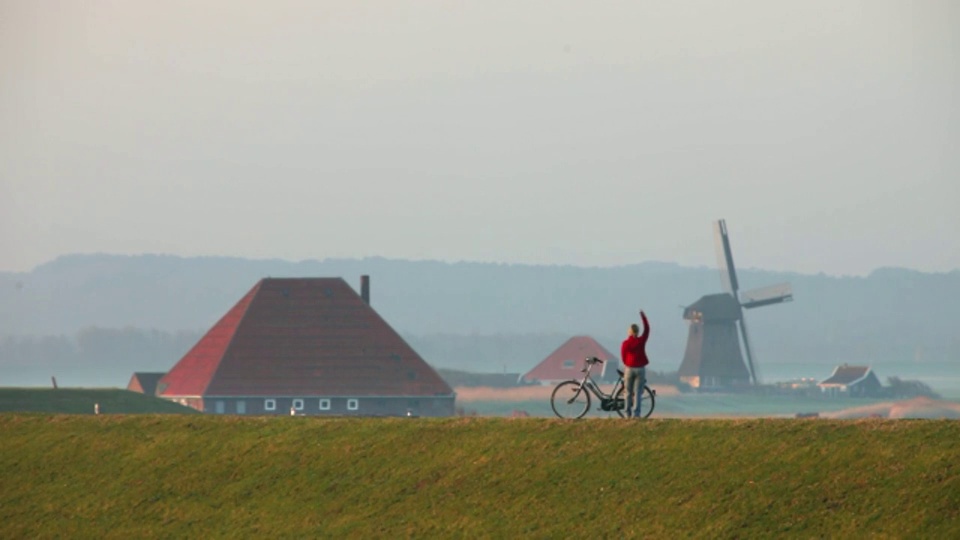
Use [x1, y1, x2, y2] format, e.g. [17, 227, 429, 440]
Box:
[886, 377, 941, 399]
[0, 328, 201, 385]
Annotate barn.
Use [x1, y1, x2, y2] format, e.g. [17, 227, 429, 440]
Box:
[520, 336, 619, 385]
[818, 365, 883, 398]
[154, 276, 455, 416]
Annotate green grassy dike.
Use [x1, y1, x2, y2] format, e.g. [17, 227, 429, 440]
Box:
[0, 388, 199, 414]
[2, 416, 958, 538]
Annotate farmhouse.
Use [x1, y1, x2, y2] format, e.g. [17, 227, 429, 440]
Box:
[521, 336, 619, 385]
[818, 364, 883, 398]
[153, 276, 455, 416]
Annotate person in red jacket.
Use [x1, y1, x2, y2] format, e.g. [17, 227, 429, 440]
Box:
[621, 310, 650, 418]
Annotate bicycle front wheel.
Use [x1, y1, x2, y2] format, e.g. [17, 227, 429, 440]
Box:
[551, 381, 591, 419]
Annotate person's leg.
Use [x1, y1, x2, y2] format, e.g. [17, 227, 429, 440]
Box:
[624, 368, 637, 418]
[634, 367, 647, 417]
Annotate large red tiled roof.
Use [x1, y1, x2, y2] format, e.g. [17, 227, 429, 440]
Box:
[157, 282, 260, 397]
[159, 278, 452, 398]
[521, 336, 618, 383]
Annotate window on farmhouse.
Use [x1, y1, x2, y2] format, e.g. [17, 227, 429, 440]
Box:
[265, 399, 276, 411]
[319, 399, 331, 411]
[347, 399, 359, 411]
[236, 401, 246, 414]
[563, 360, 575, 369]
[293, 399, 304, 411]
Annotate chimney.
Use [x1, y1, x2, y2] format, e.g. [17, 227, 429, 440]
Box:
[360, 275, 370, 305]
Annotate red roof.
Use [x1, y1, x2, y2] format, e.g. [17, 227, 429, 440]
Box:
[521, 336, 619, 384]
[158, 278, 452, 398]
[157, 283, 260, 397]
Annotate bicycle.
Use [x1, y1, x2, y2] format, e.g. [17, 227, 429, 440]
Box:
[550, 356, 655, 419]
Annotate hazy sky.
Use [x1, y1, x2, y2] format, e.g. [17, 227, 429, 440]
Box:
[2, 1, 958, 275]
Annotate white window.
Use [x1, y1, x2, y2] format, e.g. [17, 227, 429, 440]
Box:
[265, 399, 276, 411]
[562, 360, 575, 369]
[347, 399, 359, 411]
[293, 399, 304, 411]
[319, 399, 331, 411]
[236, 401, 246, 414]
[214, 401, 225, 414]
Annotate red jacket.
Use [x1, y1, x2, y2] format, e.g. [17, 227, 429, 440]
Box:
[621, 313, 650, 368]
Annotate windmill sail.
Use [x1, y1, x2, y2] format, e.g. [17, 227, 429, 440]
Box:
[713, 220, 739, 295]
[741, 283, 793, 309]
[738, 316, 760, 385]
[715, 219, 758, 385]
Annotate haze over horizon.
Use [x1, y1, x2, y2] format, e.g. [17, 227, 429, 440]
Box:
[3, 1, 958, 276]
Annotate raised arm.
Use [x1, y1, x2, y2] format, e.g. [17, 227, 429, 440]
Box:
[639, 311, 650, 341]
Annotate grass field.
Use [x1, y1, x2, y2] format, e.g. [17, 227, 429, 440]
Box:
[2, 415, 958, 538]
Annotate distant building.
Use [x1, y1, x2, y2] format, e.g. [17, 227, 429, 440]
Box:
[818, 365, 883, 397]
[127, 372, 165, 396]
[521, 336, 619, 385]
[154, 276, 455, 416]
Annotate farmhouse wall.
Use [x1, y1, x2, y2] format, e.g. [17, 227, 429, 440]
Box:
[200, 396, 455, 417]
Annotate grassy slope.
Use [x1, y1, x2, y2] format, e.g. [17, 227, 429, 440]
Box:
[0, 388, 198, 414]
[2, 416, 958, 538]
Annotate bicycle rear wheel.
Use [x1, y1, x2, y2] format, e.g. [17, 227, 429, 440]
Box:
[638, 385, 656, 418]
[551, 381, 591, 419]
[618, 385, 656, 418]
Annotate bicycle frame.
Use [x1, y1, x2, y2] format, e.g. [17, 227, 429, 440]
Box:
[570, 360, 624, 411]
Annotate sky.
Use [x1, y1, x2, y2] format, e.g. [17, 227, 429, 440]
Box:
[1, 1, 958, 276]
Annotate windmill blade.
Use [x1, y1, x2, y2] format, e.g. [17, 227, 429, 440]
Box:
[713, 219, 740, 294]
[741, 283, 794, 309]
[737, 316, 761, 385]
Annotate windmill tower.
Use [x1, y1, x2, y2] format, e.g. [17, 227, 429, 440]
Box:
[678, 220, 793, 389]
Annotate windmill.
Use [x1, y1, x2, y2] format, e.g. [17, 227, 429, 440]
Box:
[678, 220, 793, 389]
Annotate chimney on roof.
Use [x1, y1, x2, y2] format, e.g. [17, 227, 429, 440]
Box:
[361, 275, 370, 305]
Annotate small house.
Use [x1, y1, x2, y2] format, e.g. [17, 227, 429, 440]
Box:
[520, 336, 619, 385]
[818, 365, 883, 398]
[127, 372, 165, 396]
